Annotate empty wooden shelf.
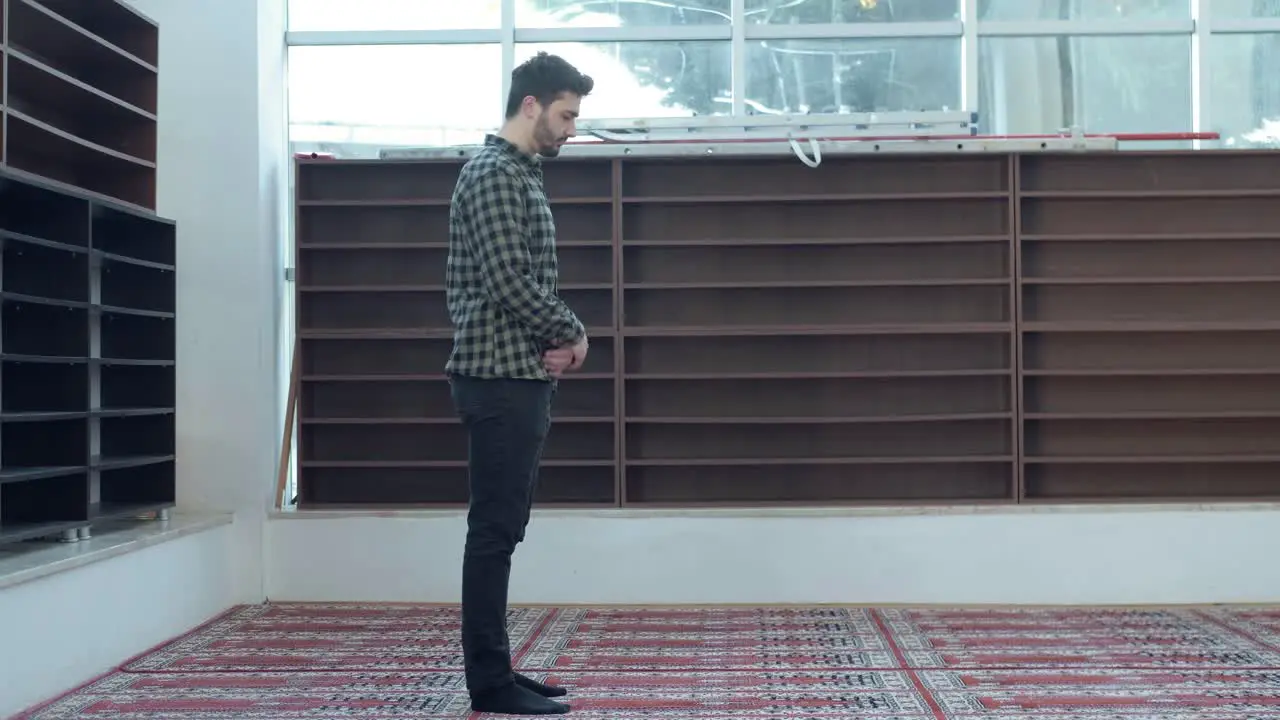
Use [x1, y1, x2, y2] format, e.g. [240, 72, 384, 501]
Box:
[1018, 151, 1280, 502]
[1, 0, 159, 210]
[293, 149, 1280, 509]
[293, 153, 1019, 508]
[294, 159, 619, 508]
[618, 155, 1017, 505]
[0, 168, 175, 548]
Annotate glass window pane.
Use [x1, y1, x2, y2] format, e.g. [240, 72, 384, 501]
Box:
[745, 0, 959, 23]
[515, 42, 732, 118]
[745, 38, 960, 114]
[978, 36, 1191, 136]
[287, 0, 500, 31]
[977, 0, 1188, 20]
[518, 0, 730, 28]
[1210, 33, 1280, 148]
[288, 45, 501, 159]
[1213, 0, 1280, 18]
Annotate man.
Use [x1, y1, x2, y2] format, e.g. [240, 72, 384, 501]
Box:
[444, 52, 592, 715]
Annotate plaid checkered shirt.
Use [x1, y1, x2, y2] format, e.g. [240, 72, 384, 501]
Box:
[444, 134, 586, 379]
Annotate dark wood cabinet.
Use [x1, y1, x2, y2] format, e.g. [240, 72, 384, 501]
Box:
[1016, 153, 1280, 500]
[0, 169, 176, 547]
[1, 0, 159, 211]
[293, 150, 1280, 508]
[0, 1, 173, 548]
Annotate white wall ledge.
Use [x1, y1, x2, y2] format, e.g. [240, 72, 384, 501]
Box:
[271, 501, 1280, 521]
[267, 504, 1280, 604]
[0, 512, 233, 591]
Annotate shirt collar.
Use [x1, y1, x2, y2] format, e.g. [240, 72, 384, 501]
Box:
[485, 133, 541, 171]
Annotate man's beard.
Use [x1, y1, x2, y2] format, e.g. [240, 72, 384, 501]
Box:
[533, 114, 565, 157]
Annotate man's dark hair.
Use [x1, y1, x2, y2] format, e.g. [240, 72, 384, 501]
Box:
[504, 52, 594, 119]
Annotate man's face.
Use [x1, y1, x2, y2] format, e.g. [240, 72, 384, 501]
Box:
[530, 93, 580, 157]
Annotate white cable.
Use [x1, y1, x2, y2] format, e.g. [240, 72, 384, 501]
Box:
[788, 137, 822, 167]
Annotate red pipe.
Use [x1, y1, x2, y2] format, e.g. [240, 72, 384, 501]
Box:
[590, 131, 1220, 144]
[980, 132, 1219, 141]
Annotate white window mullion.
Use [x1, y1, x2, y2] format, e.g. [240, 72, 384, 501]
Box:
[514, 26, 731, 42]
[1210, 17, 1280, 33]
[501, 0, 515, 121]
[731, 0, 746, 117]
[745, 20, 961, 40]
[962, 0, 979, 116]
[285, 29, 503, 45]
[1191, 0, 1211, 147]
[977, 19, 1194, 37]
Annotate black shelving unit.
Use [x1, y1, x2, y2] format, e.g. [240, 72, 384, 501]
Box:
[0, 169, 176, 548]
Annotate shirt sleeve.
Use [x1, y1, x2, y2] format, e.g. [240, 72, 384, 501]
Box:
[463, 167, 586, 346]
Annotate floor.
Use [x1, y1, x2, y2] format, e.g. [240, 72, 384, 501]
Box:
[14, 602, 1280, 718]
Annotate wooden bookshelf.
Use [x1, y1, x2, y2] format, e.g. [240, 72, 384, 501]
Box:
[617, 155, 1017, 505]
[294, 149, 1280, 509]
[1017, 151, 1280, 501]
[294, 158, 618, 507]
[293, 154, 1018, 507]
[0, 169, 175, 548]
[1, 0, 159, 210]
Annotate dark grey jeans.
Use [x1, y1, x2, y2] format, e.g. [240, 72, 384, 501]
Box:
[448, 375, 554, 696]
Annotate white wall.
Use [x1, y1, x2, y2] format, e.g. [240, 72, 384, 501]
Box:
[0, 524, 238, 717]
[120, 0, 286, 602]
[268, 505, 1280, 605]
[0, 1, 284, 713]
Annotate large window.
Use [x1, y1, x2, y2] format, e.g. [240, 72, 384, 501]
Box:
[977, 0, 1190, 20]
[978, 35, 1193, 136]
[286, 0, 1280, 156]
[747, 37, 962, 115]
[1210, 30, 1280, 147]
[287, 0, 502, 30]
[520, 41, 735, 116]
[520, 0, 732, 26]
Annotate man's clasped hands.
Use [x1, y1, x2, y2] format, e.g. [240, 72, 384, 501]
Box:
[543, 336, 589, 377]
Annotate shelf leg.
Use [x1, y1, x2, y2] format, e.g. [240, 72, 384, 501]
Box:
[157, 509, 170, 522]
[59, 529, 80, 543]
[78, 527, 91, 541]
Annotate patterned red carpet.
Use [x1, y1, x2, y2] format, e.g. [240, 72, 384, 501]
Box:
[15, 603, 1280, 718]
